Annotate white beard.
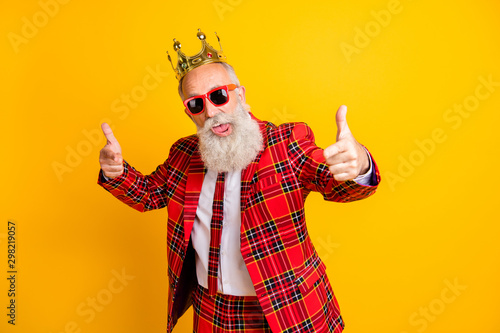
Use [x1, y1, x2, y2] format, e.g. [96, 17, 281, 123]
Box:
[197, 103, 263, 173]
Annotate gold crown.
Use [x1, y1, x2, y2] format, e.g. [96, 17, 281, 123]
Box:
[167, 29, 227, 81]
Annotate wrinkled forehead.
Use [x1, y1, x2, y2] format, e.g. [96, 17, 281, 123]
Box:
[182, 63, 231, 99]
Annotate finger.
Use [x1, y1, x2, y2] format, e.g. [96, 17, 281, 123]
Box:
[328, 163, 355, 182]
[332, 172, 353, 182]
[323, 140, 350, 160]
[101, 123, 119, 146]
[335, 105, 352, 141]
[328, 162, 349, 176]
[99, 158, 123, 170]
[103, 170, 123, 179]
[325, 152, 352, 166]
[100, 149, 123, 165]
[324, 144, 341, 161]
[102, 164, 124, 173]
[328, 160, 357, 175]
[113, 152, 123, 164]
[100, 147, 117, 160]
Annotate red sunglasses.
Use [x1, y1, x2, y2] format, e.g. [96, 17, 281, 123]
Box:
[183, 84, 238, 115]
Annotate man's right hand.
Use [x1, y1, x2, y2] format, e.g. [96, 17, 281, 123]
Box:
[99, 123, 124, 179]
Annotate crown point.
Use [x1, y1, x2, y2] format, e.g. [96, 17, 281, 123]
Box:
[173, 39, 181, 51]
[197, 29, 206, 40]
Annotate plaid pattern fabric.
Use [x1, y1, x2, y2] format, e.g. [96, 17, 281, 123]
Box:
[208, 172, 225, 295]
[98, 114, 380, 333]
[193, 284, 272, 333]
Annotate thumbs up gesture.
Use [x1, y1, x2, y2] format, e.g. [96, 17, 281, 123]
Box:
[99, 123, 124, 179]
[323, 105, 370, 182]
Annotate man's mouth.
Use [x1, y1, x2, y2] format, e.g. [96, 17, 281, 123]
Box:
[211, 123, 232, 137]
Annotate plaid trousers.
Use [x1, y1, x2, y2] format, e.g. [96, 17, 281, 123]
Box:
[193, 284, 272, 333]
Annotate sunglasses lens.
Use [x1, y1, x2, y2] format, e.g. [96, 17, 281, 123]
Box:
[209, 88, 229, 105]
[187, 98, 204, 114]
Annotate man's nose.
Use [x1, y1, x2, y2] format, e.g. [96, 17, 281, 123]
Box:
[205, 99, 220, 118]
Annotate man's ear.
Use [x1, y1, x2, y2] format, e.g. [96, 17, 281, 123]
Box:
[238, 85, 246, 104]
[238, 85, 251, 111]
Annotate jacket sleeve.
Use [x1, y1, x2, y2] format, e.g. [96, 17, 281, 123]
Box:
[286, 122, 380, 203]
[97, 138, 192, 212]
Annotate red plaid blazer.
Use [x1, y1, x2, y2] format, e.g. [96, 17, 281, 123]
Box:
[98, 115, 380, 333]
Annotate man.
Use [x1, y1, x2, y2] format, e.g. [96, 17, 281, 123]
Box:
[98, 30, 380, 333]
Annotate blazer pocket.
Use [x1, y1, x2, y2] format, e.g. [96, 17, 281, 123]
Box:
[295, 258, 327, 295]
[251, 173, 283, 192]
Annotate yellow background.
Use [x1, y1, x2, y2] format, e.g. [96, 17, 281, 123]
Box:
[1, 0, 499, 332]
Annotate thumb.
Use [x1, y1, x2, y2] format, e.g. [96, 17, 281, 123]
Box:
[101, 123, 122, 152]
[335, 105, 352, 141]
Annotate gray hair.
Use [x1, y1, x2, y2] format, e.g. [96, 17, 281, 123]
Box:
[177, 62, 240, 100]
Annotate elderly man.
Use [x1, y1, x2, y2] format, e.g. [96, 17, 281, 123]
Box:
[98, 30, 380, 333]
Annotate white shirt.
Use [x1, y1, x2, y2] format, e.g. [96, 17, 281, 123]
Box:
[190, 154, 375, 296]
[191, 169, 256, 296]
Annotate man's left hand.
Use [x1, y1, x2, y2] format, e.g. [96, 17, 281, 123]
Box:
[323, 105, 370, 182]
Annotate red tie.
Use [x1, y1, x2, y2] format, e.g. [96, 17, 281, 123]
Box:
[208, 172, 225, 295]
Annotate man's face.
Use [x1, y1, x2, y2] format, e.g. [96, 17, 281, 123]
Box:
[181, 63, 246, 137]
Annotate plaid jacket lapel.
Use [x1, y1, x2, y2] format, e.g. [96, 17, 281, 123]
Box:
[240, 117, 268, 225]
[184, 147, 205, 242]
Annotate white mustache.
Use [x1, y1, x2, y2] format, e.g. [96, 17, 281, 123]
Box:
[201, 113, 234, 133]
